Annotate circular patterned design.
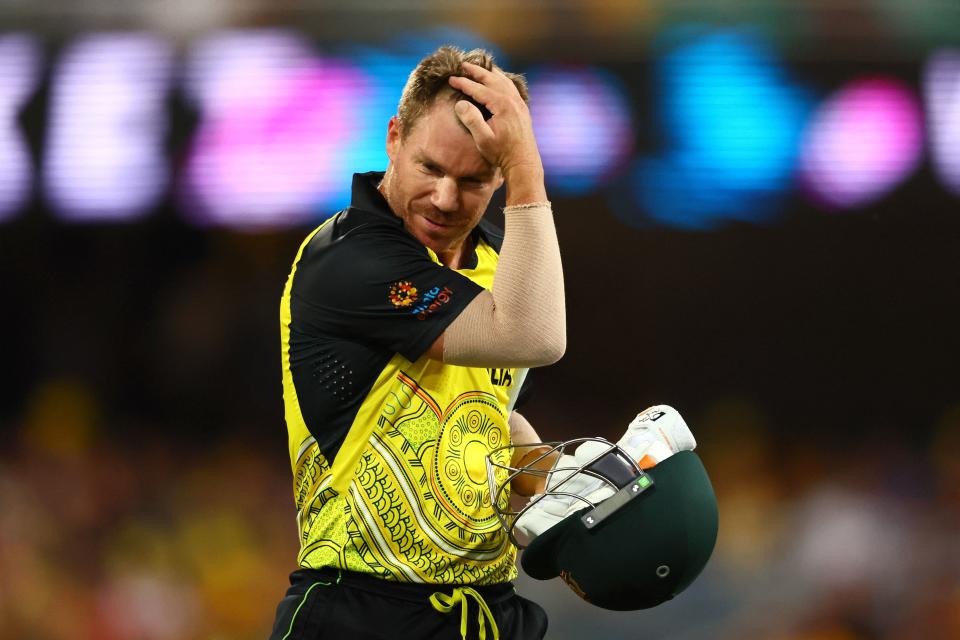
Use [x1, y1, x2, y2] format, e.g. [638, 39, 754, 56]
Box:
[463, 440, 488, 485]
[444, 460, 461, 481]
[388, 281, 419, 308]
[432, 396, 510, 528]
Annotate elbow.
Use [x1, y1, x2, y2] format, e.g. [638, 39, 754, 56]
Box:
[538, 310, 566, 364]
[520, 329, 565, 367]
[521, 310, 565, 366]
[539, 333, 566, 365]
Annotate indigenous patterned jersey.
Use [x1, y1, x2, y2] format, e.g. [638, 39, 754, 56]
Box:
[279, 172, 527, 585]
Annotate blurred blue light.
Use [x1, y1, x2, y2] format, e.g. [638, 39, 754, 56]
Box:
[626, 28, 811, 230]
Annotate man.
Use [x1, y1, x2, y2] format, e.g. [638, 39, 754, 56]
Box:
[270, 46, 564, 640]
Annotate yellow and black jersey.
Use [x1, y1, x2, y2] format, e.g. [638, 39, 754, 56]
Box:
[280, 172, 529, 585]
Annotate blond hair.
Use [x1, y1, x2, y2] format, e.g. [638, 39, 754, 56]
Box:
[396, 46, 529, 138]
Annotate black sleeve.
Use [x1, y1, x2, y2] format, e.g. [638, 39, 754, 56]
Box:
[291, 218, 485, 362]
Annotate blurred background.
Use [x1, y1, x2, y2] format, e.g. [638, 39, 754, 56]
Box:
[1, 0, 959, 638]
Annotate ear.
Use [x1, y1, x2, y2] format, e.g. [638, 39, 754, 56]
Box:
[386, 115, 401, 162]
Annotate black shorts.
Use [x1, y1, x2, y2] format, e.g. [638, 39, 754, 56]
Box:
[269, 568, 548, 640]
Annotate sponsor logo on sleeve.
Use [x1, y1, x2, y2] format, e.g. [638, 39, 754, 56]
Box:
[410, 285, 453, 320]
[388, 281, 419, 308]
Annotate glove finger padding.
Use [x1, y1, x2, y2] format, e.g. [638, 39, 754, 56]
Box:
[617, 405, 696, 467]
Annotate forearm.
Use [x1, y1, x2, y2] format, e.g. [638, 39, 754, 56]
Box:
[508, 411, 556, 497]
[442, 62, 564, 367]
[442, 201, 565, 367]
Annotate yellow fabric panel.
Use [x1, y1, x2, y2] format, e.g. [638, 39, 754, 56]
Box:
[302, 354, 520, 584]
[285, 234, 523, 585]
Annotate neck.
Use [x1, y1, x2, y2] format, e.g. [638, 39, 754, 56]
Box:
[436, 237, 472, 269]
[378, 169, 473, 269]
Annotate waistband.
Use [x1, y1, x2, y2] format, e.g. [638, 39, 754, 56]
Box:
[291, 568, 517, 606]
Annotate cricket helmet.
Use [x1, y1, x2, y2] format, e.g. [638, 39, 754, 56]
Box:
[487, 438, 718, 610]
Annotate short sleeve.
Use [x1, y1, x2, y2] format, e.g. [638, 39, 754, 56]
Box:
[290, 218, 484, 362]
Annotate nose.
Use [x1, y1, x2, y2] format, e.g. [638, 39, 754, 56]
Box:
[431, 176, 459, 212]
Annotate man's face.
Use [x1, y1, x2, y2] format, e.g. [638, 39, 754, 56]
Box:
[382, 96, 503, 260]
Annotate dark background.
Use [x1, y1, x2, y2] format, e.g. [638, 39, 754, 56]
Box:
[1, 4, 959, 639]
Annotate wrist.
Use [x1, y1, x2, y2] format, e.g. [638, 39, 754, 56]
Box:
[503, 162, 547, 206]
[512, 447, 557, 496]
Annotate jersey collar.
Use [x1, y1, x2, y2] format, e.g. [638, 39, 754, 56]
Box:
[349, 171, 402, 224]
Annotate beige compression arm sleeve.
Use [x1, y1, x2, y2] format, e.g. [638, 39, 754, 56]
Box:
[443, 201, 566, 367]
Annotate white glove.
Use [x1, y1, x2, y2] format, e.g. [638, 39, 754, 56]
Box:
[514, 447, 614, 540]
[514, 405, 696, 542]
[617, 405, 696, 468]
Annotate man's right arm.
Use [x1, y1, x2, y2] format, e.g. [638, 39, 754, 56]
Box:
[431, 63, 565, 368]
[424, 198, 565, 367]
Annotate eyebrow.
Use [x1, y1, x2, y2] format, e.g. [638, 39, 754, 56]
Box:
[414, 149, 494, 181]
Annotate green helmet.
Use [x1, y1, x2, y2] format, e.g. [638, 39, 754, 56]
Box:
[489, 440, 719, 610]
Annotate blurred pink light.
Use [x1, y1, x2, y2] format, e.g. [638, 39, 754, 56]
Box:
[0, 34, 40, 222]
[799, 77, 923, 209]
[183, 31, 367, 229]
[924, 49, 960, 198]
[529, 67, 634, 194]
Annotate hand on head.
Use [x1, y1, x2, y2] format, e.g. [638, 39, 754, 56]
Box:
[448, 63, 544, 189]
